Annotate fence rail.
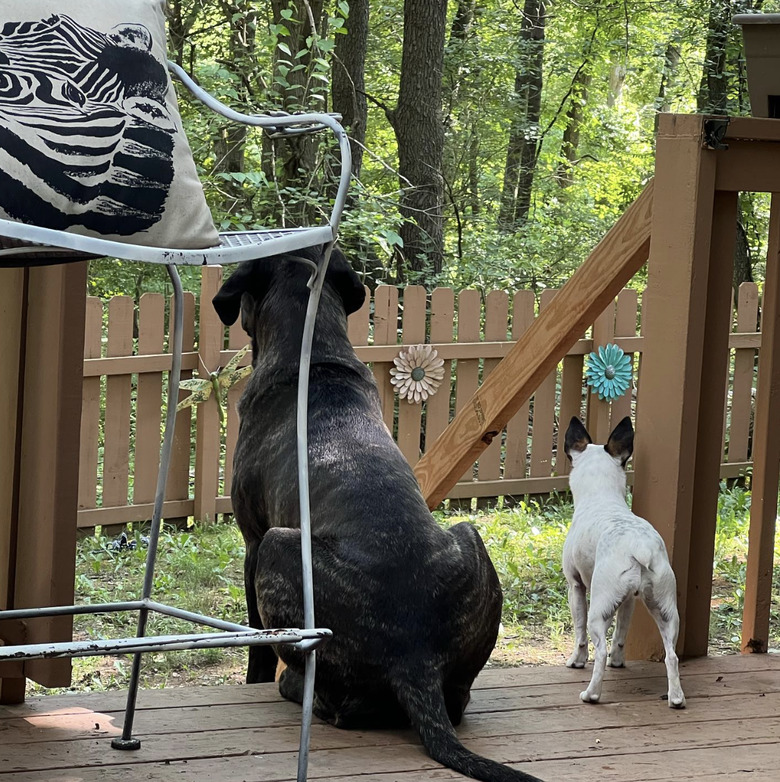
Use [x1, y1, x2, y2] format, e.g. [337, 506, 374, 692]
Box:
[76, 271, 760, 529]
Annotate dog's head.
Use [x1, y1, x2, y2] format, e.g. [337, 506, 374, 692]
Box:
[212, 246, 365, 354]
[565, 416, 634, 498]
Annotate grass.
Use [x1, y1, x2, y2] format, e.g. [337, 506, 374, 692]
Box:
[26, 482, 780, 695]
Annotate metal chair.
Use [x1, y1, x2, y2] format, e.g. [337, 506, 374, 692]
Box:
[0, 61, 350, 781]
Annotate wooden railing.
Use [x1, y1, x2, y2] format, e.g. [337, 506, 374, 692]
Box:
[75, 274, 760, 530]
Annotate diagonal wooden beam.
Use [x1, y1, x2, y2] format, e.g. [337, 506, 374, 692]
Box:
[415, 180, 655, 509]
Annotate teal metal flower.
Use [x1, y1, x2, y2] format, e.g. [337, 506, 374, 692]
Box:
[586, 343, 632, 401]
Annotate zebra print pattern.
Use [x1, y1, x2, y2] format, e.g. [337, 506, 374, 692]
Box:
[0, 14, 175, 236]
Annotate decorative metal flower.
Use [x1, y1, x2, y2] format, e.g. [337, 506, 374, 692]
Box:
[390, 344, 445, 404]
[176, 344, 252, 424]
[585, 343, 632, 401]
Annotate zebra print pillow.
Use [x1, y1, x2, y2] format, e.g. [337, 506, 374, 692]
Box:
[0, 1, 219, 249]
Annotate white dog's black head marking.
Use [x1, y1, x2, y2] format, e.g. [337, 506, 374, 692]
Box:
[564, 416, 633, 468]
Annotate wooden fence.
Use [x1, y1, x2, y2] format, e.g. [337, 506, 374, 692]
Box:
[75, 270, 760, 530]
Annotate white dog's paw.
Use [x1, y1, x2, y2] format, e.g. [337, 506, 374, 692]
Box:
[668, 693, 686, 709]
[580, 690, 600, 704]
[566, 647, 588, 668]
[608, 645, 625, 667]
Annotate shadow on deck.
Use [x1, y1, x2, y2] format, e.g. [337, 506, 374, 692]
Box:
[1, 654, 778, 781]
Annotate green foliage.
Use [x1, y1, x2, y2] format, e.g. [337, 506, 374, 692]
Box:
[27, 522, 247, 694]
[438, 497, 571, 628]
[80, 1, 769, 299]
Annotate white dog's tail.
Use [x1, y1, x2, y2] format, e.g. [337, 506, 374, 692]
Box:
[627, 540, 679, 621]
[392, 673, 544, 782]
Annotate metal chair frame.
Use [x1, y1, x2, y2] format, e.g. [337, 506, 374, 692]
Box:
[0, 61, 351, 782]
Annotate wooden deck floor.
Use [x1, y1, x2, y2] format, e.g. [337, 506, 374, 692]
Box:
[1, 653, 778, 781]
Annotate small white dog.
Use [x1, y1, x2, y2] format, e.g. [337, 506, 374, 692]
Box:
[562, 416, 685, 708]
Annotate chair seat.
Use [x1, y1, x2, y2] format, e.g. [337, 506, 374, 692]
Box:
[0, 219, 336, 267]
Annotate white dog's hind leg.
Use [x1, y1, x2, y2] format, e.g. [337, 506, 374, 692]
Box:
[609, 595, 635, 668]
[648, 602, 686, 708]
[580, 575, 617, 703]
[566, 581, 589, 668]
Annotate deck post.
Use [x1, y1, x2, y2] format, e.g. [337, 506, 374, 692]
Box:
[4, 263, 88, 693]
[741, 194, 780, 653]
[629, 114, 719, 659]
[683, 190, 739, 657]
[0, 268, 25, 702]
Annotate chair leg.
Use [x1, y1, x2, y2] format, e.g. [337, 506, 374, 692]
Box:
[296, 650, 317, 782]
[293, 245, 334, 780]
[112, 264, 184, 750]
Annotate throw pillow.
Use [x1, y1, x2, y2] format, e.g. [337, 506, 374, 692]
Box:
[0, 0, 219, 249]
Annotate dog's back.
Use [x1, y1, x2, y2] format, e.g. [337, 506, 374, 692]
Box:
[564, 439, 671, 598]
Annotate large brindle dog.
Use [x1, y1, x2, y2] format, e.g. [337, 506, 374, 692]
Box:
[213, 246, 543, 782]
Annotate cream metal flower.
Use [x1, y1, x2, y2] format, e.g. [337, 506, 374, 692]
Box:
[390, 344, 445, 403]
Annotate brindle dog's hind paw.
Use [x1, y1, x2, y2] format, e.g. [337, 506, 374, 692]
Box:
[278, 667, 304, 704]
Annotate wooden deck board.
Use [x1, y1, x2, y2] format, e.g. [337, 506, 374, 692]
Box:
[0, 655, 777, 781]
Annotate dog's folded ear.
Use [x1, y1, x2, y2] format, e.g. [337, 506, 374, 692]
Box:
[564, 417, 592, 460]
[213, 264, 255, 326]
[605, 416, 634, 466]
[326, 247, 366, 315]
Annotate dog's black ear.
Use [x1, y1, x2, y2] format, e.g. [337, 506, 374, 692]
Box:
[212, 263, 256, 326]
[564, 417, 591, 460]
[326, 247, 366, 315]
[605, 416, 634, 467]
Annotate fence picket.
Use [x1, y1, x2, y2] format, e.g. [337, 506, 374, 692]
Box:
[558, 350, 584, 477]
[134, 294, 165, 505]
[479, 291, 510, 481]
[372, 286, 399, 432]
[396, 286, 427, 465]
[530, 290, 557, 477]
[455, 290, 482, 482]
[729, 282, 759, 463]
[424, 288, 455, 451]
[348, 286, 371, 346]
[586, 297, 616, 445]
[102, 297, 134, 511]
[168, 292, 196, 509]
[504, 291, 535, 480]
[78, 298, 103, 510]
[194, 267, 224, 523]
[612, 289, 639, 427]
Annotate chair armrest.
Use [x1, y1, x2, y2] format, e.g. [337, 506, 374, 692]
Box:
[167, 61, 352, 232]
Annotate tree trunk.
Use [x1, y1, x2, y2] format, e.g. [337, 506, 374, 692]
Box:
[657, 41, 681, 114]
[698, 0, 732, 114]
[332, 0, 369, 179]
[556, 66, 591, 187]
[168, 0, 203, 67]
[213, 1, 257, 212]
[444, 0, 477, 117]
[391, 0, 448, 281]
[498, 0, 546, 231]
[267, 0, 326, 223]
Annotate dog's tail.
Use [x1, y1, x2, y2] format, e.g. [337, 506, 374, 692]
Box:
[391, 674, 544, 782]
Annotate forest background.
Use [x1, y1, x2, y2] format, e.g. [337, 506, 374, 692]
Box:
[92, 0, 776, 301]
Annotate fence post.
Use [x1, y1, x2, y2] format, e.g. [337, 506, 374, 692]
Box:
[193, 266, 224, 523]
